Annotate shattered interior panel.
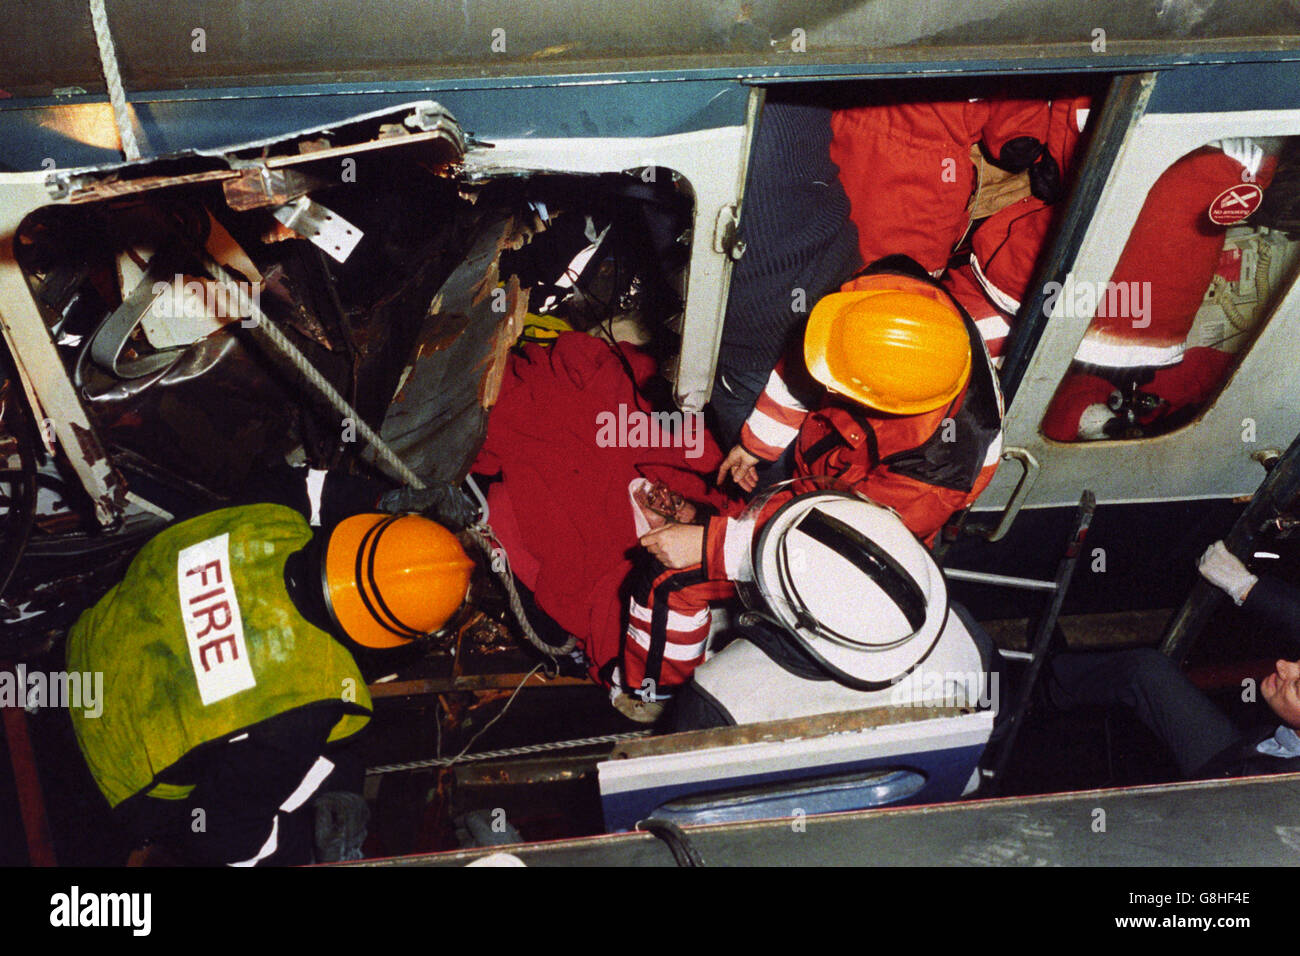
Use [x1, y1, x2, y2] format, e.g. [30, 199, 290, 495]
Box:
[0, 103, 698, 666]
[0, 97, 706, 861]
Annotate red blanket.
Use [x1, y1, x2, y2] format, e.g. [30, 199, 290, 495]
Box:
[473, 333, 729, 683]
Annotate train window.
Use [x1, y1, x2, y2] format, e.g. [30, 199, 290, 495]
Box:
[1041, 135, 1300, 442]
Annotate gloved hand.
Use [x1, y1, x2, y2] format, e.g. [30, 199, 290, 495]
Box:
[1197, 540, 1258, 605]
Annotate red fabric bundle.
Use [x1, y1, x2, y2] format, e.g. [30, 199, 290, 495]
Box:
[473, 333, 729, 681]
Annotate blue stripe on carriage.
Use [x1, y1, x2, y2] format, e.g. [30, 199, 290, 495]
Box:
[600, 743, 985, 832]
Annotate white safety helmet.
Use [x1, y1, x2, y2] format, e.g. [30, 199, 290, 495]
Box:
[747, 489, 948, 690]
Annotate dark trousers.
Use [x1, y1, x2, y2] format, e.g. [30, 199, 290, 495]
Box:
[1045, 648, 1240, 778]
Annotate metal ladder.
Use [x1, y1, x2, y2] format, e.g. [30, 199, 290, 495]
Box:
[943, 490, 1096, 796]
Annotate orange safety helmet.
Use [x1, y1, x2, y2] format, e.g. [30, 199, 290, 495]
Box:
[323, 513, 474, 649]
[804, 274, 972, 416]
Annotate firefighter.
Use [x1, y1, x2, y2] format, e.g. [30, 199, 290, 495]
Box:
[707, 93, 1087, 493]
[618, 259, 1003, 720]
[66, 501, 473, 865]
[672, 490, 997, 735]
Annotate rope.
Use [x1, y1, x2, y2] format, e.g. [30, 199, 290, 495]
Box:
[365, 729, 650, 775]
[464, 524, 578, 658]
[88, 0, 141, 162]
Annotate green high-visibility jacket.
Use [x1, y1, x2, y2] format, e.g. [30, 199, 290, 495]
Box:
[67, 503, 372, 808]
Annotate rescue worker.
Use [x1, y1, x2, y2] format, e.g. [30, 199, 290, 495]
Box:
[1043, 540, 1300, 778]
[711, 255, 1004, 545]
[619, 258, 1003, 718]
[831, 92, 1092, 364]
[66, 496, 473, 865]
[707, 93, 1087, 492]
[671, 490, 997, 744]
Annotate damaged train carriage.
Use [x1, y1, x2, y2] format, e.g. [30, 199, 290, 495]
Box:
[5, 0, 1300, 862]
[0, 99, 722, 652]
[0, 94, 751, 860]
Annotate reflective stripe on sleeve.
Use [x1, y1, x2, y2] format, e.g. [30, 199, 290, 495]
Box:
[228, 817, 280, 868]
[625, 626, 708, 662]
[969, 253, 1021, 316]
[745, 409, 801, 455]
[1073, 336, 1186, 369]
[629, 600, 710, 635]
[722, 517, 754, 583]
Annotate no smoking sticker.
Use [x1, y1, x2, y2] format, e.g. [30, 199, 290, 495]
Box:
[1208, 183, 1263, 225]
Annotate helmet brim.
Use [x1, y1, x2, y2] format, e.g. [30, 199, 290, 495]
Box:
[752, 492, 948, 689]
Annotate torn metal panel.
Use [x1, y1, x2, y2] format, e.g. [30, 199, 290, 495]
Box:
[371, 213, 523, 484]
[0, 176, 126, 527]
[46, 100, 465, 203]
[479, 274, 527, 409]
[221, 166, 326, 212]
[60, 167, 239, 204]
[253, 124, 465, 169]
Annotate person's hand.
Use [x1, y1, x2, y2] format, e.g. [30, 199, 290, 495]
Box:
[717, 445, 761, 492]
[1198, 540, 1258, 605]
[640, 523, 705, 569]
